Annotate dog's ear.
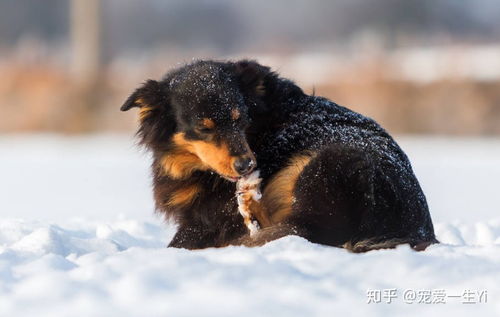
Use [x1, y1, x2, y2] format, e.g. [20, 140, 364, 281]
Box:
[120, 80, 167, 111]
[234, 60, 272, 96]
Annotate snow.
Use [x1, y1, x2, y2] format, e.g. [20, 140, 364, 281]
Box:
[1, 134, 500, 316]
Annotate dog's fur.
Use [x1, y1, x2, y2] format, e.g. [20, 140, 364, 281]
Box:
[121, 60, 438, 252]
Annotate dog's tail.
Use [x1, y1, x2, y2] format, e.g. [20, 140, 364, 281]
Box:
[342, 236, 439, 253]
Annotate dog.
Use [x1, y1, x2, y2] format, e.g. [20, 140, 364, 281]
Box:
[121, 60, 438, 252]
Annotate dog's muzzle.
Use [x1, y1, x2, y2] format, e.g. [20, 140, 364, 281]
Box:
[233, 156, 256, 176]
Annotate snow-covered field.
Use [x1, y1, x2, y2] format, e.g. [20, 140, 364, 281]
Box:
[1, 134, 499, 316]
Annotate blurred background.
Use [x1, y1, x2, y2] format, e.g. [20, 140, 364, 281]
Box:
[2, 0, 500, 134]
[1, 0, 499, 223]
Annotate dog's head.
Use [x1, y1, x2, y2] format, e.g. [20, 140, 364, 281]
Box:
[121, 60, 272, 181]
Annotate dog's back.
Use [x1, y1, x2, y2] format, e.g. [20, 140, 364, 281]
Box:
[244, 88, 437, 251]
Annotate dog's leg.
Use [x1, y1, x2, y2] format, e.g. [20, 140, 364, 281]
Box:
[236, 171, 271, 235]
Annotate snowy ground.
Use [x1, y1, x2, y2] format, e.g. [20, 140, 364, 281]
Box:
[1, 134, 499, 316]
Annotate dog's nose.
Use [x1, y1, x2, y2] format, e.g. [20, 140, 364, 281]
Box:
[234, 157, 255, 176]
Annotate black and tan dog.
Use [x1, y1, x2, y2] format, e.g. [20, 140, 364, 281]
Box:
[121, 60, 438, 252]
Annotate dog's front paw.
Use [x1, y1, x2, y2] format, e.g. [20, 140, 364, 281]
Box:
[236, 170, 262, 235]
[247, 219, 260, 236]
[236, 170, 262, 201]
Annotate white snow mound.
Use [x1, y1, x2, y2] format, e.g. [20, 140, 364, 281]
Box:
[1, 218, 500, 317]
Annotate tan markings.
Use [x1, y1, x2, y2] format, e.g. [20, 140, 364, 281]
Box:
[249, 199, 272, 227]
[255, 80, 266, 96]
[167, 184, 200, 206]
[201, 118, 215, 129]
[135, 98, 154, 121]
[231, 109, 240, 120]
[160, 150, 207, 179]
[136, 98, 148, 107]
[262, 153, 315, 223]
[171, 133, 239, 178]
[139, 106, 154, 121]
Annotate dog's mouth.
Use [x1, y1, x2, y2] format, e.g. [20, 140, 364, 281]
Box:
[217, 158, 257, 183]
[222, 175, 240, 182]
[207, 169, 241, 182]
[220, 170, 255, 182]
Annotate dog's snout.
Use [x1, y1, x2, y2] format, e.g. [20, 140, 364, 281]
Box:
[234, 157, 255, 176]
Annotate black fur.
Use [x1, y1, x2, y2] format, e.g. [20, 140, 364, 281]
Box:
[121, 59, 438, 251]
